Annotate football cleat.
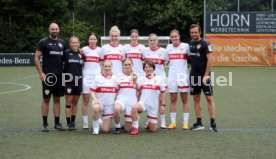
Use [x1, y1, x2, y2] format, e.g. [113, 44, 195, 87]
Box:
[183, 123, 189, 130]
[130, 127, 139, 135]
[168, 123, 177, 129]
[190, 123, 204, 130]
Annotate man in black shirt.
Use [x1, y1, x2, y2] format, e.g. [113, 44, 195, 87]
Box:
[188, 24, 218, 132]
[34, 23, 66, 132]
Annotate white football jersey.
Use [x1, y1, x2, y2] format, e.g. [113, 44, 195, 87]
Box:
[122, 44, 145, 76]
[166, 43, 189, 79]
[82, 46, 101, 76]
[90, 73, 118, 105]
[101, 43, 124, 76]
[142, 46, 168, 78]
[137, 74, 166, 107]
[116, 72, 138, 106]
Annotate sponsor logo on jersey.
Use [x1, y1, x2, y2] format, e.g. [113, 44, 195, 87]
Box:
[96, 87, 117, 93]
[104, 54, 122, 60]
[126, 53, 141, 59]
[69, 59, 81, 63]
[119, 82, 136, 88]
[169, 54, 188, 60]
[141, 84, 160, 90]
[84, 56, 100, 62]
[49, 51, 63, 55]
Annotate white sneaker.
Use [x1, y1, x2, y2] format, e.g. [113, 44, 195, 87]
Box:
[93, 127, 99, 135]
[83, 123, 89, 129]
[160, 122, 166, 129]
[92, 123, 100, 135]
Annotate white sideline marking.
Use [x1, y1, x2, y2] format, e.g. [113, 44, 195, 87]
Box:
[0, 82, 31, 95]
[0, 74, 37, 95]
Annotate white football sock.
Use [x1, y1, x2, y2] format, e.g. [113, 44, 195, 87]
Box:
[170, 112, 176, 124]
[183, 113, 189, 124]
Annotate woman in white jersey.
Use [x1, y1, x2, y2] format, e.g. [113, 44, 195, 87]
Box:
[130, 60, 166, 135]
[90, 60, 117, 135]
[166, 29, 190, 130]
[122, 29, 145, 77]
[81, 34, 102, 129]
[101, 26, 124, 76]
[113, 58, 138, 134]
[142, 34, 168, 129]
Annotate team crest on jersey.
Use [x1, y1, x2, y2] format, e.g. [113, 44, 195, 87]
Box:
[45, 90, 50, 95]
[67, 88, 72, 94]
[197, 44, 201, 49]
[58, 43, 63, 48]
[180, 48, 184, 52]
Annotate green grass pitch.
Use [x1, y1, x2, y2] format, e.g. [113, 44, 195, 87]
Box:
[0, 66, 276, 159]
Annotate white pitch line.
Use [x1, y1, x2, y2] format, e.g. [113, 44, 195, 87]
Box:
[0, 82, 31, 95]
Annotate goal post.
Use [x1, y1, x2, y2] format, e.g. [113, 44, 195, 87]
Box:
[100, 36, 170, 47]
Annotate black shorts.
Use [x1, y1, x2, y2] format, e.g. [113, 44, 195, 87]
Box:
[65, 83, 82, 96]
[190, 75, 213, 96]
[42, 74, 64, 99]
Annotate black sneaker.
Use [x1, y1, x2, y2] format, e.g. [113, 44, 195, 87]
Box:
[68, 123, 77, 131]
[113, 128, 121, 134]
[190, 123, 204, 130]
[41, 124, 49, 132]
[54, 123, 66, 131]
[210, 123, 219, 132]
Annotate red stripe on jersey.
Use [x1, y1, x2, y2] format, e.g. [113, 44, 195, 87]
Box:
[124, 114, 132, 118]
[141, 84, 160, 90]
[90, 88, 96, 91]
[126, 53, 142, 59]
[84, 56, 100, 62]
[147, 115, 158, 120]
[119, 82, 137, 89]
[178, 86, 189, 89]
[145, 58, 165, 64]
[94, 87, 117, 93]
[104, 54, 122, 60]
[102, 113, 113, 117]
[169, 54, 188, 60]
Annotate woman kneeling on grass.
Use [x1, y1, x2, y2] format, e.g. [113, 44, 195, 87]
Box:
[113, 58, 138, 134]
[130, 60, 166, 135]
[90, 60, 117, 135]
